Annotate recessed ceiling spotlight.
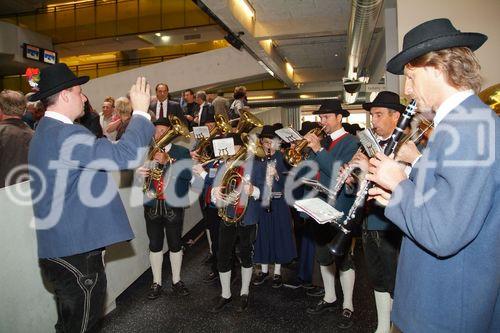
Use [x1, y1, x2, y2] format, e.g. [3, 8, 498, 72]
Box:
[161, 36, 170, 42]
[334, 53, 339, 57]
[155, 32, 161, 37]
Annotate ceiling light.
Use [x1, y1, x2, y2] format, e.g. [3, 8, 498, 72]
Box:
[334, 53, 339, 57]
[247, 95, 273, 100]
[238, 0, 255, 19]
[286, 62, 294, 73]
[161, 36, 170, 42]
[155, 33, 162, 37]
[300, 94, 312, 99]
[47, 0, 93, 9]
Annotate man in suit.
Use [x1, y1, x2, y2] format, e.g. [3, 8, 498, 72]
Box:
[367, 19, 499, 333]
[28, 64, 154, 332]
[303, 100, 359, 329]
[193, 90, 214, 126]
[149, 83, 186, 123]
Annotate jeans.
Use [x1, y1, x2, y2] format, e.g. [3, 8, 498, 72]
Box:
[39, 249, 106, 333]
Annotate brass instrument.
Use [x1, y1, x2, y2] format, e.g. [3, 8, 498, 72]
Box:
[217, 133, 266, 224]
[284, 126, 326, 166]
[235, 109, 264, 134]
[194, 113, 232, 163]
[479, 83, 500, 115]
[143, 115, 190, 199]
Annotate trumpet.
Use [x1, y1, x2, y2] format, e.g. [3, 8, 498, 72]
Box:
[284, 126, 326, 166]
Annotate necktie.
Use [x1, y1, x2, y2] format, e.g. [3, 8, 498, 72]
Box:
[159, 102, 164, 120]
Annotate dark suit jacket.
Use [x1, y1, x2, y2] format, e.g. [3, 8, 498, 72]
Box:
[198, 104, 215, 126]
[148, 100, 186, 124]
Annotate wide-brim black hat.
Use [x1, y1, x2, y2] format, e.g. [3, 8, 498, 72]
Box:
[259, 124, 277, 139]
[387, 18, 487, 75]
[28, 63, 89, 101]
[153, 117, 172, 127]
[362, 91, 405, 112]
[313, 99, 350, 117]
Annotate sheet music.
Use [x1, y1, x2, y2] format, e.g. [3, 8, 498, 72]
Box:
[193, 126, 210, 139]
[275, 127, 302, 143]
[212, 137, 236, 157]
[301, 178, 337, 199]
[294, 198, 344, 224]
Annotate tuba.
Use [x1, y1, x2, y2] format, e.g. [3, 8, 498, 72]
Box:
[143, 115, 190, 199]
[235, 108, 264, 134]
[284, 126, 325, 166]
[217, 133, 266, 224]
[194, 113, 232, 163]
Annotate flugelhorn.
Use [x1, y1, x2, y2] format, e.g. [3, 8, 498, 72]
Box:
[284, 126, 326, 166]
[143, 115, 190, 199]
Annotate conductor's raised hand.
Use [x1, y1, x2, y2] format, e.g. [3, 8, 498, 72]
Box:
[129, 77, 150, 113]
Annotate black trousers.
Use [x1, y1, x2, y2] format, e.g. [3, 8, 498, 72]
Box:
[205, 207, 221, 273]
[217, 222, 256, 273]
[362, 229, 401, 296]
[144, 205, 184, 253]
[39, 250, 106, 333]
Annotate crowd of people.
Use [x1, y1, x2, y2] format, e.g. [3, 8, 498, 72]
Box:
[0, 18, 498, 333]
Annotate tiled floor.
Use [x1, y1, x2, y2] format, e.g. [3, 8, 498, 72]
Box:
[99, 235, 377, 333]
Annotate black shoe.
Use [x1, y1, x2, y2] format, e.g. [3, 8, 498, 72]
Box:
[306, 286, 325, 297]
[203, 271, 218, 283]
[252, 272, 269, 286]
[306, 299, 340, 315]
[210, 296, 232, 313]
[283, 279, 303, 289]
[302, 282, 316, 290]
[236, 294, 249, 313]
[272, 274, 283, 289]
[171, 281, 190, 296]
[147, 283, 162, 300]
[337, 308, 354, 329]
[203, 253, 215, 265]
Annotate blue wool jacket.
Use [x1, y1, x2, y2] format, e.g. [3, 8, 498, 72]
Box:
[143, 144, 193, 208]
[386, 95, 500, 333]
[29, 115, 154, 258]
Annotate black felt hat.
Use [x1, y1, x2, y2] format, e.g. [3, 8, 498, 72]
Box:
[362, 91, 405, 112]
[312, 99, 349, 117]
[387, 18, 487, 75]
[28, 63, 89, 101]
[259, 125, 277, 139]
[153, 117, 172, 127]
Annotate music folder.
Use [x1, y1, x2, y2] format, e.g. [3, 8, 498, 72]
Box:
[294, 198, 344, 224]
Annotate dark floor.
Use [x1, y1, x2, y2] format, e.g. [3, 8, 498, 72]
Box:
[99, 234, 377, 333]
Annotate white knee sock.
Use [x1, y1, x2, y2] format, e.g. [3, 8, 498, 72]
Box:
[206, 229, 213, 254]
[240, 266, 253, 296]
[340, 268, 355, 311]
[149, 251, 163, 285]
[320, 265, 337, 303]
[219, 271, 231, 299]
[261, 264, 269, 274]
[169, 250, 183, 284]
[274, 264, 281, 276]
[374, 291, 392, 333]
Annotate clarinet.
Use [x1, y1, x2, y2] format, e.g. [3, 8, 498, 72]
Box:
[327, 100, 417, 256]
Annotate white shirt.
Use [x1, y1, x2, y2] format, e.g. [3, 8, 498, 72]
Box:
[434, 89, 474, 126]
[156, 100, 168, 119]
[197, 102, 206, 125]
[45, 111, 73, 124]
[329, 127, 347, 141]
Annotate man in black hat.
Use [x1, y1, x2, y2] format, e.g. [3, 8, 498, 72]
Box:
[303, 99, 360, 329]
[343, 91, 405, 333]
[138, 117, 192, 300]
[28, 64, 154, 332]
[366, 19, 499, 332]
